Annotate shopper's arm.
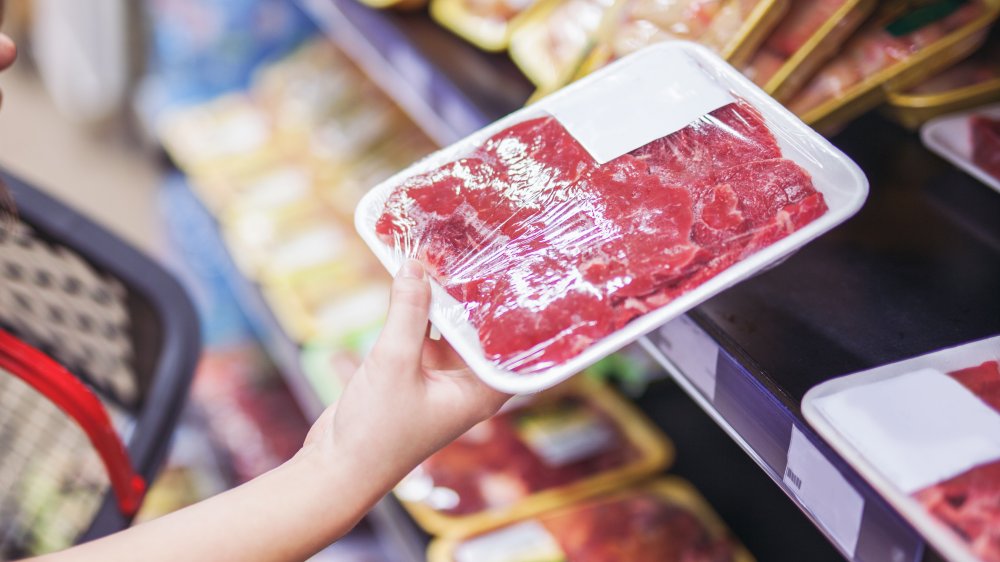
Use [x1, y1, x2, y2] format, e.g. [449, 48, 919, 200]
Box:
[36, 260, 509, 562]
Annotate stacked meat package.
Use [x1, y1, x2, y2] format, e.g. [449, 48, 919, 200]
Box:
[805, 336, 1000, 562]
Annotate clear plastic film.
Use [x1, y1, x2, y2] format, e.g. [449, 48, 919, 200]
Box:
[575, 0, 783, 79]
[428, 478, 753, 562]
[395, 379, 670, 535]
[356, 42, 868, 393]
[788, 0, 997, 120]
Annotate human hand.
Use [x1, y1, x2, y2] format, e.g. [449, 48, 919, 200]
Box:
[302, 259, 510, 486]
[0, 0, 18, 109]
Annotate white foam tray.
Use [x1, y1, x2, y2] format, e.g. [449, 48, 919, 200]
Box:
[803, 336, 1000, 562]
[921, 102, 1000, 194]
[356, 41, 869, 394]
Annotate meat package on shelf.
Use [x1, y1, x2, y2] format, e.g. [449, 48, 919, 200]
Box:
[356, 41, 867, 393]
[921, 102, 1000, 193]
[788, 0, 1000, 131]
[394, 378, 671, 535]
[430, 0, 539, 51]
[804, 335, 1000, 562]
[427, 478, 753, 562]
[575, 0, 786, 79]
[742, 0, 875, 101]
[972, 114, 1000, 180]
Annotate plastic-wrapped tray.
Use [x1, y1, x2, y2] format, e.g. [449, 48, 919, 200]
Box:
[921, 102, 1000, 194]
[430, 0, 538, 51]
[427, 477, 754, 562]
[576, 0, 787, 79]
[743, 0, 876, 102]
[355, 41, 868, 394]
[789, 0, 999, 133]
[395, 377, 672, 536]
[803, 336, 1000, 562]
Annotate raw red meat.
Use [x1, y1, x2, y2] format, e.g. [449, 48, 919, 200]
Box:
[914, 360, 1000, 562]
[971, 116, 1000, 182]
[413, 394, 640, 515]
[744, 0, 848, 86]
[523, 490, 736, 561]
[376, 100, 827, 372]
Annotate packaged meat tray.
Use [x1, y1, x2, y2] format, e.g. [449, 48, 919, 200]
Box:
[884, 32, 1000, 129]
[430, 0, 538, 51]
[742, 0, 876, 102]
[508, 0, 615, 90]
[575, 0, 787, 80]
[921, 102, 1000, 194]
[355, 41, 868, 393]
[803, 335, 1000, 562]
[395, 377, 672, 535]
[427, 477, 753, 562]
[788, 0, 1000, 133]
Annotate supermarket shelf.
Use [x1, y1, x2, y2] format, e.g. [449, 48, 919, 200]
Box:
[163, 179, 429, 562]
[640, 114, 1000, 562]
[296, 0, 533, 145]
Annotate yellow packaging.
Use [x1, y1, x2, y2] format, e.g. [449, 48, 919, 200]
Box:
[790, 0, 1000, 133]
[883, 34, 1000, 129]
[428, 477, 754, 562]
[508, 0, 615, 90]
[431, 0, 539, 51]
[576, 0, 788, 81]
[262, 262, 390, 343]
[744, 0, 877, 102]
[357, 0, 427, 10]
[158, 94, 278, 179]
[395, 377, 673, 537]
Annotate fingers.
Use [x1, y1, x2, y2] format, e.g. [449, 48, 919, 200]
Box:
[0, 34, 16, 72]
[369, 260, 431, 373]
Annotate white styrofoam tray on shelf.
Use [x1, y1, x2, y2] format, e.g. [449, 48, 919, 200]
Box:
[921, 102, 1000, 194]
[356, 41, 869, 394]
[803, 336, 1000, 562]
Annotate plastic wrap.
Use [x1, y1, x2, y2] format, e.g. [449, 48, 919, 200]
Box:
[428, 478, 753, 562]
[804, 336, 1000, 562]
[742, 0, 875, 101]
[356, 42, 867, 393]
[395, 378, 671, 535]
[576, 0, 785, 79]
[431, 0, 539, 51]
[508, 0, 615, 89]
[884, 33, 1000, 129]
[921, 102, 1000, 193]
[788, 0, 1000, 131]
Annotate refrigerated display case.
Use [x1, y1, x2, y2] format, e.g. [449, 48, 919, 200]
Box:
[149, 1, 1000, 560]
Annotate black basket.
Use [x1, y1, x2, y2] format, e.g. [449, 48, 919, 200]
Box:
[0, 171, 200, 558]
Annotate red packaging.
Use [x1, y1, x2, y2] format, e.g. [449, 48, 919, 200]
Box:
[971, 115, 1000, 181]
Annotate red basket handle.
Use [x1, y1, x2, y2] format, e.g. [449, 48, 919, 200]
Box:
[0, 329, 146, 516]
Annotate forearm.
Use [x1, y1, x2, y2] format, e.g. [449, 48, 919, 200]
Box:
[37, 444, 390, 562]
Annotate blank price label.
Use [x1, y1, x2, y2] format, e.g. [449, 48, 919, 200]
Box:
[784, 426, 865, 558]
[654, 315, 719, 400]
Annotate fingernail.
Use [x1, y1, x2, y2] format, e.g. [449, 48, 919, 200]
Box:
[398, 259, 424, 280]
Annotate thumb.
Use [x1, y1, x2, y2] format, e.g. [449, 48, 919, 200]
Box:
[369, 259, 431, 372]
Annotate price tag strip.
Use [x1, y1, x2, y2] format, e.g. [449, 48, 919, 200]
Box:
[639, 315, 925, 562]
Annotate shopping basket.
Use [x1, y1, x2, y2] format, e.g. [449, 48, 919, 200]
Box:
[0, 170, 200, 559]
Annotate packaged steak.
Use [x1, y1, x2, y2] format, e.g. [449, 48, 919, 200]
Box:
[804, 335, 1000, 562]
[356, 41, 868, 393]
[788, 0, 999, 132]
[884, 32, 1000, 129]
[395, 377, 672, 535]
[427, 478, 753, 562]
[921, 102, 1000, 192]
[576, 0, 787, 80]
[742, 0, 875, 102]
[431, 0, 539, 51]
[508, 0, 616, 90]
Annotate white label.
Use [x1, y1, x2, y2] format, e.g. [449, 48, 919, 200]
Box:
[516, 405, 615, 467]
[784, 426, 864, 557]
[813, 368, 1000, 494]
[546, 49, 734, 164]
[654, 315, 719, 399]
[455, 521, 565, 562]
